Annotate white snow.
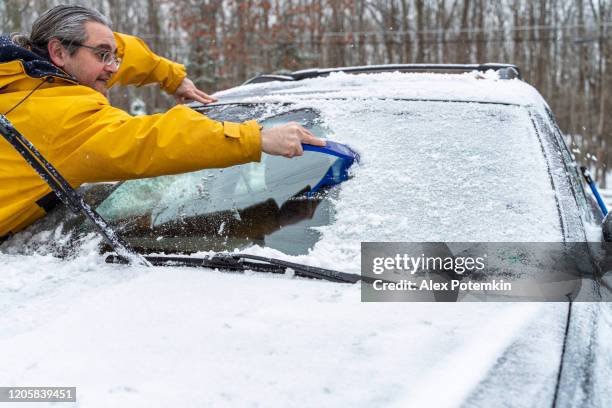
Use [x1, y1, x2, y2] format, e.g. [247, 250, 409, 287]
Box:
[0, 72, 582, 407]
[216, 71, 550, 110]
[0, 251, 553, 408]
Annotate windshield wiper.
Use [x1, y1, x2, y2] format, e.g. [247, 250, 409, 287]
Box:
[0, 114, 368, 285]
[105, 253, 374, 284]
[0, 114, 150, 266]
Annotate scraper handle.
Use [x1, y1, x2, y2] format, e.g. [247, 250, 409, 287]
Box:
[302, 140, 360, 162]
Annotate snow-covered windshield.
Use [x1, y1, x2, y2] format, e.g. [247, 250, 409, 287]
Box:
[96, 99, 561, 257]
[310, 99, 561, 238]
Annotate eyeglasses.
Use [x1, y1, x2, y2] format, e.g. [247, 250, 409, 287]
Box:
[69, 42, 122, 67]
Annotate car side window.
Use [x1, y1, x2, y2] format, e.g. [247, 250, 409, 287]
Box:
[543, 108, 601, 223]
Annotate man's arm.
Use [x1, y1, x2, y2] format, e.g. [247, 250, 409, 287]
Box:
[52, 99, 261, 184]
[109, 32, 216, 105]
[50, 96, 324, 185]
[108, 32, 188, 95]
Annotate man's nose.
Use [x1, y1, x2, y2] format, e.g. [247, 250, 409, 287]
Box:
[105, 62, 119, 74]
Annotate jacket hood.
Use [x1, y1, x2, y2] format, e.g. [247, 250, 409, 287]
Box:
[0, 36, 74, 80]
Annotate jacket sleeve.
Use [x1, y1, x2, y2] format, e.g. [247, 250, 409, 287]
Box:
[50, 97, 261, 185]
[108, 32, 187, 94]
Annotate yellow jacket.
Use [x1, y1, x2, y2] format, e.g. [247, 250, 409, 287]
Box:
[0, 33, 261, 236]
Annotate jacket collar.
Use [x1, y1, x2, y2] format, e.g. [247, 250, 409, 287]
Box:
[0, 36, 75, 81]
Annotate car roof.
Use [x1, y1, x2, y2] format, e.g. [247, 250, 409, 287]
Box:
[211, 69, 550, 111]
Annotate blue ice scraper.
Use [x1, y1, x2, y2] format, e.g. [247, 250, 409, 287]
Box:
[302, 140, 360, 194]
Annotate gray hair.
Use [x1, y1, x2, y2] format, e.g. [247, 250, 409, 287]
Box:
[11, 5, 112, 58]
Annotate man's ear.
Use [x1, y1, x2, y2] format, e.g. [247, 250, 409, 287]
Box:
[47, 38, 67, 67]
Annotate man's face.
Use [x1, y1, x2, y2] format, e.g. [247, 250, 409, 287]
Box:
[59, 21, 119, 96]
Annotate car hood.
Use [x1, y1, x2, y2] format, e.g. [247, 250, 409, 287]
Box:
[0, 252, 569, 407]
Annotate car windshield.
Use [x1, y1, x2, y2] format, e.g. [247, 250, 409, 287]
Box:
[95, 107, 340, 255]
[94, 99, 563, 256]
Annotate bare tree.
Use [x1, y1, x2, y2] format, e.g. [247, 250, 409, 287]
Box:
[6, 0, 610, 184]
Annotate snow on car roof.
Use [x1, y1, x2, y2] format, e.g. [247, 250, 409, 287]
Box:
[214, 70, 550, 109]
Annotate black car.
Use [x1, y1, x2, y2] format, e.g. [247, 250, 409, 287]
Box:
[3, 64, 611, 407]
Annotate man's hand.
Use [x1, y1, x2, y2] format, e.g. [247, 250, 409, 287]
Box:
[261, 122, 326, 158]
[174, 78, 218, 105]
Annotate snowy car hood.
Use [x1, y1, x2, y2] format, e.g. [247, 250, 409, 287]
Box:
[0, 253, 569, 407]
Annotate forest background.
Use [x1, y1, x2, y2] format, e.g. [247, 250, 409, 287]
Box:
[2, 0, 611, 184]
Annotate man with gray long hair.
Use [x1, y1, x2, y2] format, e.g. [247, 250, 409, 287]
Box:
[10, 5, 215, 103]
[0, 5, 323, 239]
